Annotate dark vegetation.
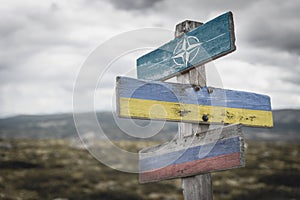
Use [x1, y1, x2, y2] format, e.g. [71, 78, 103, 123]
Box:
[0, 109, 299, 199]
[0, 139, 299, 200]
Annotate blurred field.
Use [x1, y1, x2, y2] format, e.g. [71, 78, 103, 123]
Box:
[0, 139, 299, 200]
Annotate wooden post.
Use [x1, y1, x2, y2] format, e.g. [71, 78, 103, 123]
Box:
[118, 12, 272, 199]
[175, 20, 213, 200]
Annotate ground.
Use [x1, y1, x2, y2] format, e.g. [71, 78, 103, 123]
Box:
[0, 139, 299, 200]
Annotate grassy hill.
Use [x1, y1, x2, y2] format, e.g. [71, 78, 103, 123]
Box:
[0, 109, 299, 141]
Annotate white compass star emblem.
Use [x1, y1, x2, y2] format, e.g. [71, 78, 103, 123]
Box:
[172, 35, 201, 67]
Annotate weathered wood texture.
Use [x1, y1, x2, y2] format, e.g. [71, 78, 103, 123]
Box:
[139, 124, 245, 183]
[182, 174, 213, 200]
[175, 20, 212, 199]
[136, 12, 236, 81]
[116, 76, 273, 127]
[175, 20, 203, 38]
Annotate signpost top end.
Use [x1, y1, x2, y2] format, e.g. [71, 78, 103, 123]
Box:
[175, 20, 203, 38]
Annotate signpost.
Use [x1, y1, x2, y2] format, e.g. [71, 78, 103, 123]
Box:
[115, 12, 273, 200]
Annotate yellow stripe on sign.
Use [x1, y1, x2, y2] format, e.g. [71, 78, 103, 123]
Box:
[119, 97, 273, 127]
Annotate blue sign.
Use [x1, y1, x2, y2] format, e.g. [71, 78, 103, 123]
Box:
[137, 12, 236, 80]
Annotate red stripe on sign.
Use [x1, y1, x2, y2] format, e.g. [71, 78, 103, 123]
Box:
[139, 152, 242, 183]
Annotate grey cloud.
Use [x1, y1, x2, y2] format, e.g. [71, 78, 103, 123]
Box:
[246, 21, 300, 55]
[230, 45, 300, 88]
[189, 0, 254, 10]
[50, 3, 59, 11]
[0, 3, 85, 72]
[240, 0, 300, 55]
[0, 20, 23, 39]
[147, 0, 256, 25]
[283, 74, 300, 86]
[151, 0, 299, 56]
[231, 46, 300, 70]
[107, 0, 163, 11]
[1, 0, 300, 117]
[0, 7, 78, 47]
[0, 2, 87, 105]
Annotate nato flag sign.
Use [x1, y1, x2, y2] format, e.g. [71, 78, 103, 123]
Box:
[137, 12, 236, 81]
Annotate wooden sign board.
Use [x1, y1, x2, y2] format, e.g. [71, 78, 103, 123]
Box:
[137, 12, 236, 81]
[139, 124, 245, 183]
[116, 77, 273, 127]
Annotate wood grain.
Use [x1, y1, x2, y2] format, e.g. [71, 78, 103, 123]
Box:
[182, 174, 212, 200]
[136, 12, 236, 81]
[116, 76, 273, 127]
[175, 20, 213, 200]
[139, 124, 245, 183]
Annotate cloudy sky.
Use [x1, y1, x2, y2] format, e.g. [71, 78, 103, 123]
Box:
[0, 0, 299, 117]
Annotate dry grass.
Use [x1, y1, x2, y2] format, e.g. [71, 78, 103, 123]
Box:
[0, 139, 299, 200]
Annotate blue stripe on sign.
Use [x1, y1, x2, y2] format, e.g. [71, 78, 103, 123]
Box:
[118, 77, 272, 111]
[140, 137, 240, 172]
